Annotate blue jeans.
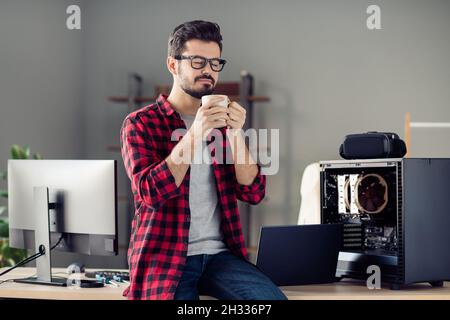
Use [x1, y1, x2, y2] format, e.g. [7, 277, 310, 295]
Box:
[174, 250, 288, 300]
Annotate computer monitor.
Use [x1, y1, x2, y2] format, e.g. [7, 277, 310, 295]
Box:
[7, 160, 118, 286]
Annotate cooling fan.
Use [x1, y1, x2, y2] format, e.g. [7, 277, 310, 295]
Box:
[342, 173, 388, 214]
[355, 174, 388, 214]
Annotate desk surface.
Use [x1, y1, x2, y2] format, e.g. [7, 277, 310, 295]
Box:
[0, 268, 126, 300]
[1, 268, 450, 300]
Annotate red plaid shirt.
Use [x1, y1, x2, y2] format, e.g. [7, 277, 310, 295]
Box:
[120, 94, 266, 300]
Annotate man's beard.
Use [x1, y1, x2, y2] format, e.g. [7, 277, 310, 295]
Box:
[179, 69, 216, 99]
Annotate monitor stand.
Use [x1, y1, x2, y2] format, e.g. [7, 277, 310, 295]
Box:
[13, 187, 67, 286]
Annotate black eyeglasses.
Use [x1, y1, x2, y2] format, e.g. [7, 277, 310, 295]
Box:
[174, 55, 227, 72]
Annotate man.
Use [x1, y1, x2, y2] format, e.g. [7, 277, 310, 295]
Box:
[120, 20, 287, 300]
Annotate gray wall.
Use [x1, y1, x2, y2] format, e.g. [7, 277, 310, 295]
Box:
[0, 0, 86, 267]
[2, 0, 450, 268]
[0, 0, 84, 161]
[81, 0, 450, 263]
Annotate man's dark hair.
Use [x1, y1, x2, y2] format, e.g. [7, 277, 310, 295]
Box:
[168, 20, 223, 57]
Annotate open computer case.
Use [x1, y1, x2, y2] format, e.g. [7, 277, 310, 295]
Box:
[320, 158, 450, 289]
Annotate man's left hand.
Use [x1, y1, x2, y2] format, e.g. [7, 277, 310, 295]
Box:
[226, 101, 246, 130]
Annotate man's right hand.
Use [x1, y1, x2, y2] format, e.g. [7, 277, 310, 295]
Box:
[189, 104, 229, 140]
[166, 103, 229, 187]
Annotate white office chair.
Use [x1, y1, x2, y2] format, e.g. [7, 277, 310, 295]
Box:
[297, 162, 321, 225]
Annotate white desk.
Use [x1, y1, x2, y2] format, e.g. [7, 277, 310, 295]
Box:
[0, 268, 125, 300]
[2, 268, 450, 300]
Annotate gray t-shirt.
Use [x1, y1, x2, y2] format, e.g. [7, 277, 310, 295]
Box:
[180, 113, 228, 256]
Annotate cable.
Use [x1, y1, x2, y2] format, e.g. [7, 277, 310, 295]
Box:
[0, 250, 43, 277]
[0, 273, 39, 285]
[50, 234, 64, 251]
[0, 279, 15, 286]
[0, 233, 64, 280]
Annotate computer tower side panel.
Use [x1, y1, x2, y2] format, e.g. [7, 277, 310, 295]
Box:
[403, 158, 450, 284]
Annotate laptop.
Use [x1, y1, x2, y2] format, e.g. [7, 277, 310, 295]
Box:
[255, 224, 342, 286]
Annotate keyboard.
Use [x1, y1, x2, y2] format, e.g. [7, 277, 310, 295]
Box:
[85, 270, 130, 281]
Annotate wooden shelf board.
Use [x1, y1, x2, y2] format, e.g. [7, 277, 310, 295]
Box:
[107, 146, 121, 152]
[108, 95, 269, 104]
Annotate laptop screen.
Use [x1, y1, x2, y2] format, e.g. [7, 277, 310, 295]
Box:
[255, 224, 342, 286]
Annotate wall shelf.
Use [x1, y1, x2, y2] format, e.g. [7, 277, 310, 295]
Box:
[108, 95, 269, 104]
[404, 112, 450, 157]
